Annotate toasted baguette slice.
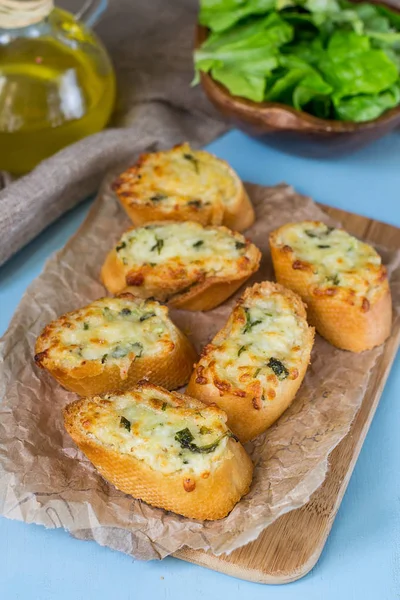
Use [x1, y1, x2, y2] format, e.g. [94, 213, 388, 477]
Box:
[186, 282, 314, 442]
[64, 382, 253, 520]
[101, 221, 261, 311]
[269, 221, 392, 352]
[35, 294, 197, 396]
[112, 143, 255, 232]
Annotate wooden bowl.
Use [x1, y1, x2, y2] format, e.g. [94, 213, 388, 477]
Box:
[196, 11, 400, 157]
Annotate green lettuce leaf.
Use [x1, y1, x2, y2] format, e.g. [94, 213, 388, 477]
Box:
[304, 0, 340, 13]
[352, 2, 391, 31]
[196, 0, 400, 121]
[202, 12, 294, 51]
[200, 0, 276, 32]
[195, 43, 280, 73]
[211, 67, 269, 100]
[328, 30, 371, 53]
[375, 5, 400, 30]
[194, 12, 293, 96]
[293, 71, 333, 108]
[318, 31, 398, 97]
[202, 14, 280, 50]
[383, 47, 400, 72]
[265, 67, 309, 101]
[367, 30, 400, 46]
[283, 38, 324, 66]
[334, 83, 400, 121]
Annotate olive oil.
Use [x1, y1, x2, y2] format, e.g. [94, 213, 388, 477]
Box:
[0, 9, 115, 174]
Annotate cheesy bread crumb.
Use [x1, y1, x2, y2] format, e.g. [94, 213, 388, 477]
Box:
[76, 386, 232, 476]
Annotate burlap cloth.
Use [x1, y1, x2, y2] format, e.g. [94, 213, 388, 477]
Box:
[0, 0, 229, 266]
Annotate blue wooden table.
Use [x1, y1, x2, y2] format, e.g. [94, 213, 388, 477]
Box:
[1, 130, 399, 600]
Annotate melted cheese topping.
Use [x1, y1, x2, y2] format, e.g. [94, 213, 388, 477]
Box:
[82, 387, 230, 475]
[39, 297, 175, 377]
[116, 222, 251, 280]
[276, 222, 383, 299]
[198, 288, 310, 404]
[115, 143, 238, 211]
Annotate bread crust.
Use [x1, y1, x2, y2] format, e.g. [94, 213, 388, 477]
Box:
[269, 223, 392, 352]
[63, 384, 254, 521]
[222, 186, 255, 232]
[101, 223, 261, 311]
[186, 282, 314, 442]
[35, 295, 197, 396]
[112, 143, 255, 232]
[119, 198, 224, 228]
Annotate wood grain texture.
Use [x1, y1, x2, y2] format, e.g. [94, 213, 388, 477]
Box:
[174, 205, 400, 584]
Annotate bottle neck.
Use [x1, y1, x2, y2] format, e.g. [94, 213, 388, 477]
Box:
[0, 0, 53, 29]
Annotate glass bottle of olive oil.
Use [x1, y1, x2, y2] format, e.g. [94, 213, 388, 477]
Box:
[0, 4, 115, 174]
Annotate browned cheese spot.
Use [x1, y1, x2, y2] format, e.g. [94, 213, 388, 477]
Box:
[201, 344, 215, 357]
[195, 365, 208, 385]
[233, 389, 246, 398]
[238, 256, 250, 270]
[378, 267, 387, 283]
[183, 478, 196, 492]
[292, 260, 309, 271]
[34, 351, 47, 366]
[362, 297, 370, 312]
[99, 398, 111, 405]
[239, 373, 251, 383]
[111, 178, 123, 191]
[126, 272, 145, 287]
[313, 286, 337, 297]
[214, 379, 231, 393]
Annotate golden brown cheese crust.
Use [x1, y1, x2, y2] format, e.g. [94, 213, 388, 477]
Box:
[35, 294, 197, 396]
[101, 221, 261, 311]
[64, 382, 254, 520]
[269, 221, 392, 352]
[112, 143, 255, 231]
[186, 282, 314, 442]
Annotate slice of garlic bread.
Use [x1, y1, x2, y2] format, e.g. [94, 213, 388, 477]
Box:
[64, 382, 253, 520]
[101, 221, 261, 311]
[269, 221, 392, 352]
[186, 282, 314, 442]
[112, 143, 255, 231]
[35, 294, 197, 396]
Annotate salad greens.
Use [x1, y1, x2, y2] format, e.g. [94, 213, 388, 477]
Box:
[194, 0, 400, 121]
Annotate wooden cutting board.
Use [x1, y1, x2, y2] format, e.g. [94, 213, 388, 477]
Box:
[174, 205, 400, 584]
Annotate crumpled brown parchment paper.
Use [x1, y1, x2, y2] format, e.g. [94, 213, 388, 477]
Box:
[0, 179, 399, 560]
